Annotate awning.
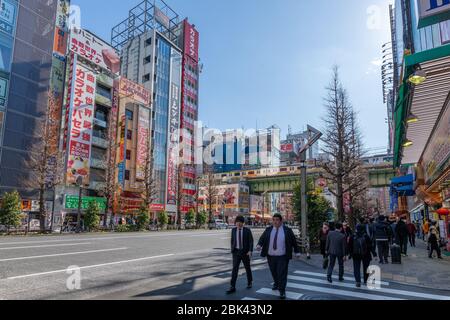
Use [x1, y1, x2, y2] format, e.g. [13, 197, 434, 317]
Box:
[394, 44, 450, 167]
[391, 174, 414, 185]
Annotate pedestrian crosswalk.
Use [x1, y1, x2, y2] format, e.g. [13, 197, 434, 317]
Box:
[241, 269, 450, 301]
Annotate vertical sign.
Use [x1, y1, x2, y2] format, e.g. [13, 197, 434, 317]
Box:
[183, 20, 199, 62]
[117, 114, 126, 187]
[63, 53, 76, 152]
[66, 62, 96, 186]
[136, 106, 150, 181]
[166, 83, 180, 207]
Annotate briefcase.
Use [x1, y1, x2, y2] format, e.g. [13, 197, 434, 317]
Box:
[323, 257, 329, 269]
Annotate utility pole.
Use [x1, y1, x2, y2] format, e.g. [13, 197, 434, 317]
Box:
[297, 125, 322, 258]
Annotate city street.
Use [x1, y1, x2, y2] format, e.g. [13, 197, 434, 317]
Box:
[1, 229, 449, 301]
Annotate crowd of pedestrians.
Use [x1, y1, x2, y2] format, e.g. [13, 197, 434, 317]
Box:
[322, 215, 445, 288]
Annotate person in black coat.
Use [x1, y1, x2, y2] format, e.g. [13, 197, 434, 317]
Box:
[227, 216, 254, 294]
[348, 224, 373, 287]
[396, 216, 409, 256]
[256, 214, 300, 300]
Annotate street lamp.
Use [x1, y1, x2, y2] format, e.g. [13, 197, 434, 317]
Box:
[76, 176, 83, 233]
[408, 70, 427, 85]
[406, 113, 419, 124]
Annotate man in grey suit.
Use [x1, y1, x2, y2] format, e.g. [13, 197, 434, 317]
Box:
[326, 222, 348, 283]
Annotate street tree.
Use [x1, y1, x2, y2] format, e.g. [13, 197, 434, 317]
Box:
[185, 208, 195, 228]
[320, 66, 364, 221]
[158, 211, 169, 228]
[142, 132, 159, 220]
[136, 204, 150, 231]
[100, 104, 119, 228]
[84, 201, 100, 232]
[0, 191, 22, 233]
[175, 164, 185, 230]
[202, 165, 218, 225]
[196, 210, 208, 229]
[25, 93, 64, 233]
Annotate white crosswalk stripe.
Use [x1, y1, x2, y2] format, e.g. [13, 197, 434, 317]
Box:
[242, 297, 260, 300]
[256, 288, 303, 300]
[288, 275, 450, 300]
[294, 271, 390, 286]
[239, 269, 450, 301]
[286, 282, 404, 300]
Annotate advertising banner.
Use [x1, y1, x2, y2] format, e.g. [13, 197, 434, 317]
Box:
[136, 106, 150, 181]
[0, 0, 17, 36]
[119, 77, 151, 105]
[53, 27, 69, 59]
[0, 33, 13, 73]
[418, 0, 450, 28]
[63, 53, 76, 152]
[150, 204, 165, 212]
[154, 6, 170, 29]
[250, 195, 263, 214]
[66, 62, 96, 186]
[69, 28, 120, 73]
[280, 143, 293, 153]
[117, 114, 126, 187]
[166, 83, 181, 207]
[0, 75, 7, 107]
[65, 195, 106, 210]
[422, 104, 450, 185]
[183, 20, 199, 62]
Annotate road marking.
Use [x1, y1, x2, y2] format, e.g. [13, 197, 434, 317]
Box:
[242, 297, 260, 300]
[0, 232, 230, 246]
[0, 247, 128, 262]
[288, 275, 450, 300]
[6, 254, 174, 280]
[286, 282, 404, 300]
[294, 271, 390, 286]
[0, 243, 92, 250]
[257, 288, 303, 300]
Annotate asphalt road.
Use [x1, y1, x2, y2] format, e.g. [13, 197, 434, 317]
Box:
[0, 229, 450, 301]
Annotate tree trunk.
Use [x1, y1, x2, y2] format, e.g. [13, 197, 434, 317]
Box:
[39, 187, 46, 233]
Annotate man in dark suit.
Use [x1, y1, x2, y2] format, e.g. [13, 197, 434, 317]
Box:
[256, 214, 301, 299]
[326, 222, 348, 283]
[227, 216, 254, 294]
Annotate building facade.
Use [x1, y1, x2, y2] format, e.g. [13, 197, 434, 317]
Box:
[0, 0, 70, 224]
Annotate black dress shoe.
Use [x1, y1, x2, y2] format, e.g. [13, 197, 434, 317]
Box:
[247, 283, 253, 289]
[272, 285, 279, 291]
[339, 277, 344, 282]
[280, 292, 286, 300]
[226, 287, 236, 294]
[327, 276, 332, 283]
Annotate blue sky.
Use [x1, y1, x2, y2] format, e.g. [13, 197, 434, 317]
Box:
[72, 0, 393, 150]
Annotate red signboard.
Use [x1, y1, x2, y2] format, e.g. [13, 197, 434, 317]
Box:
[281, 143, 294, 153]
[150, 204, 165, 212]
[136, 107, 150, 180]
[119, 77, 151, 106]
[184, 20, 199, 62]
[65, 61, 96, 186]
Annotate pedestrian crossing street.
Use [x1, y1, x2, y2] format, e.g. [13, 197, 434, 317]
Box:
[241, 270, 450, 301]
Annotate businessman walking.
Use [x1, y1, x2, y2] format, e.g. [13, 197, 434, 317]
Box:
[227, 216, 254, 294]
[256, 214, 301, 299]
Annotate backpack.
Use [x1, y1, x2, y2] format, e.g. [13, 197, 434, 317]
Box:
[353, 235, 367, 256]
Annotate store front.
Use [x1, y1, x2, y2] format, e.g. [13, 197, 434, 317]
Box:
[394, 44, 450, 252]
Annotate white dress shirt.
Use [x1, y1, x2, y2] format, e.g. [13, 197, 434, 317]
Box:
[268, 225, 286, 256]
[235, 227, 244, 250]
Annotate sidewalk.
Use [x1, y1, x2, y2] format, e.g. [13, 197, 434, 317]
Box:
[300, 239, 450, 291]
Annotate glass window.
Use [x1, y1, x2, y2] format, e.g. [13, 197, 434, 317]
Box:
[96, 84, 111, 100]
[126, 109, 133, 120]
[0, 110, 3, 142]
[441, 20, 450, 44]
[127, 129, 132, 140]
[126, 150, 131, 160]
[125, 170, 130, 181]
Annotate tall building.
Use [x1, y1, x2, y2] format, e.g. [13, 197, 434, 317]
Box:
[280, 128, 319, 166]
[54, 27, 121, 226]
[202, 126, 281, 174]
[112, 0, 198, 217]
[0, 1, 70, 214]
[390, 0, 450, 227]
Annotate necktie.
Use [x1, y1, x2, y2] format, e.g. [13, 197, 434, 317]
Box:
[238, 229, 242, 249]
[273, 227, 279, 250]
